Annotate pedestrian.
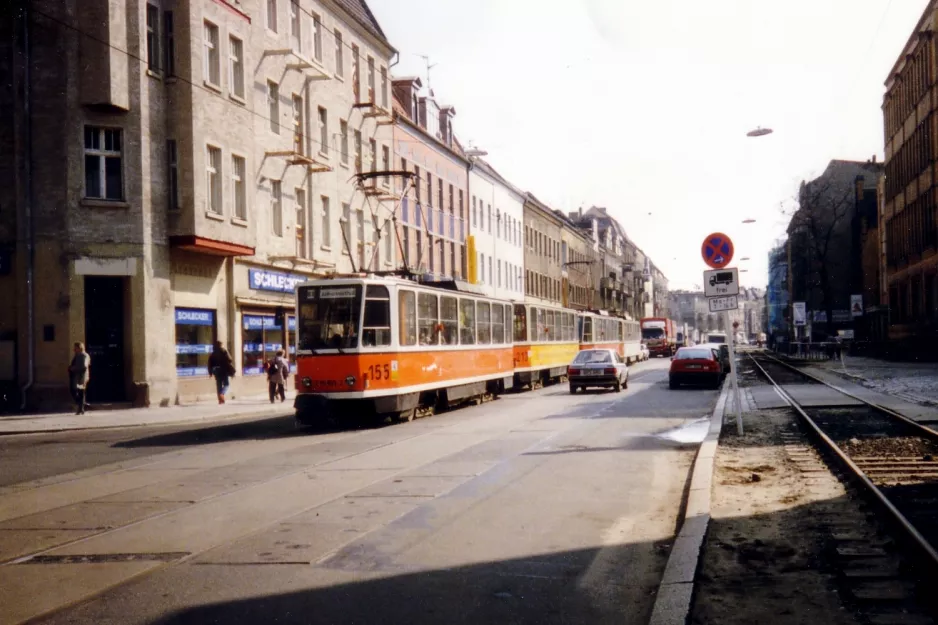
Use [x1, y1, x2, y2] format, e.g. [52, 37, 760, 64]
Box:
[67, 341, 91, 415]
[266, 349, 289, 403]
[208, 341, 235, 404]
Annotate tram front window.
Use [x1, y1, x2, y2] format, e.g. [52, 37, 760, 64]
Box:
[297, 285, 363, 351]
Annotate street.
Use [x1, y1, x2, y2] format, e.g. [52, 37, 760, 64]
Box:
[1, 358, 715, 625]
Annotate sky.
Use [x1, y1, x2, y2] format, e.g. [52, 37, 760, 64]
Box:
[367, 0, 929, 291]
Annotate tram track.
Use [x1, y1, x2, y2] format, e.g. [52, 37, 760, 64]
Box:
[749, 353, 938, 620]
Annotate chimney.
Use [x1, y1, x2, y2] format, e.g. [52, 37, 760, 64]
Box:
[871, 154, 877, 164]
[439, 106, 456, 148]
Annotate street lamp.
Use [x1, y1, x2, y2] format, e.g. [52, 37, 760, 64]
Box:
[742, 219, 756, 224]
[746, 127, 773, 137]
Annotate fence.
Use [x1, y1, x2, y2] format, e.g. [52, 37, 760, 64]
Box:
[772, 341, 844, 361]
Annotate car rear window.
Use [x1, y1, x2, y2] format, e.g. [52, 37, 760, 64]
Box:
[676, 349, 712, 360]
[574, 350, 612, 364]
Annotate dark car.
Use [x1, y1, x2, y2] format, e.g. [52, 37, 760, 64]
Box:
[669, 346, 723, 389]
[568, 349, 629, 394]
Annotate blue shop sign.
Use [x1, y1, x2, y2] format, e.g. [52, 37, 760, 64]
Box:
[249, 268, 306, 293]
[176, 344, 213, 355]
[243, 314, 297, 331]
[175, 308, 215, 326]
[176, 367, 204, 377]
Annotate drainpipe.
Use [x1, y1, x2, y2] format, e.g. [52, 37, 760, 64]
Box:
[19, 5, 34, 410]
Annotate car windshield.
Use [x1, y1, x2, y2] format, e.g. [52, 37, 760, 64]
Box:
[642, 328, 664, 340]
[677, 349, 712, 360]
[573, 350, 612, 364]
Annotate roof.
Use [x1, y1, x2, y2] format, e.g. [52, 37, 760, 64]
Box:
[472, 158, 525, 200]
[333, 0, 392, 50]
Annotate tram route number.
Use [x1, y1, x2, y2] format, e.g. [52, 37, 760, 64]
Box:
[366, 361, 398, 381]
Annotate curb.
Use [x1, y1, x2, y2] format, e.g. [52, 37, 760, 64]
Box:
[0, 406, 295, 436]
[648, 379, 730, 625]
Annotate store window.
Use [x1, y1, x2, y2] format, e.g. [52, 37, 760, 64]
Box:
[242, 312, 295, 375]
[175, 308, 216, 377]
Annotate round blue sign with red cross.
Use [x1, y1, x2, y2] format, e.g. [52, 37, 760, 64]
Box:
[701, 232, 734, 269]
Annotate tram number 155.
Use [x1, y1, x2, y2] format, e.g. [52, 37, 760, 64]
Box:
[366, 363, 391, 381]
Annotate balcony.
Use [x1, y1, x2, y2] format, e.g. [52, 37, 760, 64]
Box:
[264, 48, 331, 81]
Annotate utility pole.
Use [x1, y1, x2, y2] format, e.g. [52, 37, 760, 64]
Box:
[416, 54, 437, 92]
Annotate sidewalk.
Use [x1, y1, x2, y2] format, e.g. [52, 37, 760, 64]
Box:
[0, 394, 295, 435]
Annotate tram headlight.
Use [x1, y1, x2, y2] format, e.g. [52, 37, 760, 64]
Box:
[301, 377, 312, 388]
[345, 375, 356, 387]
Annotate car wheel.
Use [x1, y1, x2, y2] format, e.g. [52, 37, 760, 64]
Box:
[614, 380, 622, 393]
[669, 379, 678, 390]
[623, 375, 628, 390]
[569, 384, 577, 394]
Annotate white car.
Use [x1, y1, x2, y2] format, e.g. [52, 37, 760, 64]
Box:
[567, 349, 629, 394]
[639, 342, 650, 361]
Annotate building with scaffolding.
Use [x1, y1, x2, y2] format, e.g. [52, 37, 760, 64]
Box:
[0, 0, 396, 409]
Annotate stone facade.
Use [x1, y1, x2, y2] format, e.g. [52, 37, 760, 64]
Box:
[523, 194, 565, 307]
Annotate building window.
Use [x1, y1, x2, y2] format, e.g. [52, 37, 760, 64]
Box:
[312, 13, 322, 62]
[497, 259, 502, 288]
[232, 154, 246, 219]
[318, 107, 328, 155]
[472, 197, 477, 226]
[267, 81, 279, 133]
[290, 2, 301, 53]
[163, 11, 175, 75]
[427, 173, 433, 206]
[340, 119, 349, 165]
[203, 21, 220, 86]
[380, 66, 388, 109]
[356, 209, 365, 267]
[381, 145, 390, 185]
[84, 127, 123, 200]
[146, 4, 160, 71]
[166, 139, 178, 210]
[321, 196, 331, 248]
[367, 56, 375, 102]
[266, 0, 277, 32]
[414, 166, 421, 202]
[175, 308, 216, 377]
[229, 36, 244, 98]
[334, 30, 344, 76]
[480, 253, 485, 284]
[295, 188, 306, 258]
[369, 138, 377, 173]
[292, 94, 304, 155]
[438, 179, 444, 212]
[354, 129, 362, 172]
[206, 145, 222, 214]
[384, 221, 393, 264]
[242, 313, 295, 376]
[271, 181, 283, 236]
[351, 44, 360, 100]
[489, 256, 493, 285]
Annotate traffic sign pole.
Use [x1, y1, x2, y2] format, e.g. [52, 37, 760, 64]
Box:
[725, 310, 743, 435]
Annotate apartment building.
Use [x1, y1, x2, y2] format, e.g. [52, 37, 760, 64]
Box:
[391, 77, 467, 280]
[467, 158, 524, 300]
[561, 218, 597, 311]
[882, 0, 938, 343]
[0, 0, 394, 410]
[523, 194, 565, 307]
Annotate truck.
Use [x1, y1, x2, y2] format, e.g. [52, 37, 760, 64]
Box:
[640, 318, 677, 357]
[675, 323, 689, 348]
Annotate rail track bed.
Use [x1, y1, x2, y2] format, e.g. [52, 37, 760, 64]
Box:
[750, 353, 938, 623]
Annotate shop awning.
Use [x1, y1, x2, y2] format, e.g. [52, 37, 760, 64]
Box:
[235, 296, 293, 308]
[170, 235, 255, 257]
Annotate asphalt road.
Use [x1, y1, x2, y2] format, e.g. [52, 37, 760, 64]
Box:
[0, 358, 719, 625]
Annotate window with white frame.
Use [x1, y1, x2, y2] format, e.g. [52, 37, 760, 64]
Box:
[367, 56, 375, 102]
[271, 180, 283, 236]
[83, 127, 123, 200]
[295, 187, 307, 258]
[146, 4, 160, 71]
[312, 13, 322, 62]
[340, 119, 349, 165]
[232, 154, 246, 220]
[317, 106, 327, 155]
[266, 0, 277, 32]
[356, 209, 365, 266]
[290, 1, 301, 53]
[381, 145, 390, 186]
[229, 36, 244, 98]
[354, 129, 362, 172]
[166, 139, 178, 210]
[340, 202, 351, 254]
[163, 11, 175, 75]
[369, 138, 377, 173]
[321, 196, 332, 248]
[380, 66, 388, 109]
[268, 81, 279, 134]
[203, 21, 220, 86]
[384, 221, 392, 264]
[292, 94, 304, 155]
[334, 30, 344, 76]
[206, 145, 221, 214]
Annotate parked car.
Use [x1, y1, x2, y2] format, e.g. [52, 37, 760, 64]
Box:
[699, 341, 731, 374]
[669, 346, 723, 389]
[568, 349, 629, 394]
[639, 342, 650, 361]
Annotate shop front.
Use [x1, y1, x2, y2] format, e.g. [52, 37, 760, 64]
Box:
[233, 264, 311, 397]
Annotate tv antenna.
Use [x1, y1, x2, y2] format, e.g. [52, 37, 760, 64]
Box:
[416, 54, 437, 91]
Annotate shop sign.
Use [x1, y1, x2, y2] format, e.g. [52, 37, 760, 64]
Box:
[249, 268, 307, 293]
[242, 314, 297, 331]
[175, 308, 215, 326]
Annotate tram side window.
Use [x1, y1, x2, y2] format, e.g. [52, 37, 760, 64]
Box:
[546, 309, 556, 342]
[477, 301, 491, 344]
[513, 304, 527, 342]
[418, 292, 439, 346]
[551, 310, 560, 342]
[459, 298, 476, 345]
[492, 303, 505, 344]
[618, 322, 624, 341]
[440, 296, 458, 345]
[362, 285, 391, 347]
[583, 316, 592, 343]
[563, 313, 572, 342]
[398, 290, 417, 346]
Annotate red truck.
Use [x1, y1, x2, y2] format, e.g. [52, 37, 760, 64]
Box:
[640, 318, 677, 357]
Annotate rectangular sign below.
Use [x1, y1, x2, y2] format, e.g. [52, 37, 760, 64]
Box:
[703, 267, 739, 297]
[793, 302, 806, 327]
[708, 295, 738, 312]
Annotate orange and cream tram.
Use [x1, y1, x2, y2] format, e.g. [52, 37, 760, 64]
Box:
[511, 303, 581, 389]
[294, 277, 514, 423]
[579, 311, 642, 364]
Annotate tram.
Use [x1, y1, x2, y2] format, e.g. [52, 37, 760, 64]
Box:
[293, 275, 643, 423]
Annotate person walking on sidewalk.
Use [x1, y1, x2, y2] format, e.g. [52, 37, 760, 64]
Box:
[68, 342, 91, 415]
[208, 341, 235, 404]
[266, 349, 289, 404]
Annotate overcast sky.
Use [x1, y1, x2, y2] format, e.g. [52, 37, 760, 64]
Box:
[367, 0, 928, 291]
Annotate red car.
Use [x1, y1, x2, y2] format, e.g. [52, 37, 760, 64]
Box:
[669, 346, 723, 390]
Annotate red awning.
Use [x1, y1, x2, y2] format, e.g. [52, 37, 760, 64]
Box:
[169, 235, 255, 257]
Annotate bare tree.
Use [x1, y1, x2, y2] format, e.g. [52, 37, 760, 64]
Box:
[784, 173, 855, 337]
